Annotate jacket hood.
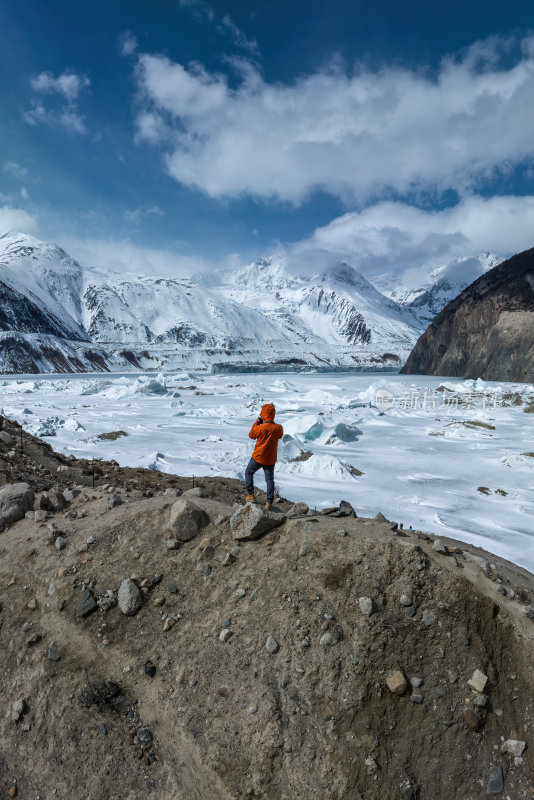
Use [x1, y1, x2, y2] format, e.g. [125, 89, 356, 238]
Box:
[260, 403, 276, 421]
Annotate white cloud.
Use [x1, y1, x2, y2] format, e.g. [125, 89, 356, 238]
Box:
[123, 205, 164, 223]
[24, 102, 87, 134]
[4, 161, 28, 179]
[0, 205, 37, 234]
[293, 194, 534, 276]
[62, 236, 214, 278]
[178, 0, 214, 23]
[30, 70, 90, 101]
[219, 16, 258, 54]
[25, 69, 89, 134]
[120, 32, 138, 56]
[132, 35, 534, 204]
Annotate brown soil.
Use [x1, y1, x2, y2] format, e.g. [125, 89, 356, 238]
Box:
[1, 415, 533, 800]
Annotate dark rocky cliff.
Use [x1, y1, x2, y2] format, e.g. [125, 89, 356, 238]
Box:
[401, 247, 534, 382]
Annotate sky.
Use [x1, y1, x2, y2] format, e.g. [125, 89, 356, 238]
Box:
[2, 0, 534, 282]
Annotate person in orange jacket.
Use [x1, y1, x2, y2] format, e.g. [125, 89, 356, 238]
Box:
[245, 403, 284, 510]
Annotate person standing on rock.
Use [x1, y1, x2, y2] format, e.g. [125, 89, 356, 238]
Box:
[245, 403, 284, 510]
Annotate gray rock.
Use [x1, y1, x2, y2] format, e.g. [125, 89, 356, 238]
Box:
[432, 538, 447, 553]
[11, 698, 25, 722]
[410, 676, 423, 688]
[320, 632, 334, 647]
[63, 489, 80, 502]
[24, 510, 35, 520]
[299, 542, 310, 557]
[118, 579, 142, 616]
[230, 503, 285, 541]
[486, 766, 503, 795]
[47, 648, 60, 661]
[47, 491, 67, 512]
[182, 487, 206, 498]
[358, 596, 373, 616]
[422, 610, 436, 626]
[235, 588, 246, 598]
[167, 539, 180, 550]
[287, 502, 309, 518]
[404, 606, 416, 618]
[34, 509, 47, 523]
[399, 594, 412, 606]
[332, 500, 356, 518]
[410, 694, 424, 704]
[219, 629, 232, 642]
[524, 605, 534, 619]
[501, 739, 525, 757]
[169, 497, 210, 542]
[303, 521, 316, 534]
[0, 482, 34, 527]
[0, 430, 15, 446]
[374, 511, 388, 522]
[337, 529, 347, 537]
[164, 487, 182, 497]
[76, 588, 98, 618]
[108, 494, 123, 509]
[265, 635, 279, 653]
[55, 536, 67, 550]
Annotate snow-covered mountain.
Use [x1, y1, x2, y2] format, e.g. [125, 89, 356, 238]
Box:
[0, 231, 484, 374]
[371, 253, 501, 325]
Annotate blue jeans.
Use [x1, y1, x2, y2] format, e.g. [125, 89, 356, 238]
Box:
[245, 457, 275, 503]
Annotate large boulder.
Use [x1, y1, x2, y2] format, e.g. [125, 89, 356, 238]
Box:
[168, 498, 209, 542]
[230, 503, 286, 541]
[0, 482, 34, 528]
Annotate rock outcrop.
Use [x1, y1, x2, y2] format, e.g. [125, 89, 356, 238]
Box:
[401, 246, 534, 382]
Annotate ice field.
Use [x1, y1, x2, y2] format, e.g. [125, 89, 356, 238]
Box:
[1, 370, 533, 573]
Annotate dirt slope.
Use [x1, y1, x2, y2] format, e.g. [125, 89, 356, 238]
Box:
[1, 415, 533, 800]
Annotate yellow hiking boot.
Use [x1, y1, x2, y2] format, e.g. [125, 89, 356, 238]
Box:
[245, 494, 256, 503]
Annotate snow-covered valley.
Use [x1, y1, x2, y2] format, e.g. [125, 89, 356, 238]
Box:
[1, 370, 533, 572]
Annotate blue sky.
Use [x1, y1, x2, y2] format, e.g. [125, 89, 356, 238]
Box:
[2, 0, 534, 280]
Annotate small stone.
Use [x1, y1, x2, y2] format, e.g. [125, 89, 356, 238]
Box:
[467, 669, 488, 693]
[410, 694, 424, 704]
[399, 594, 412, 607]
[386, 670, 407, 695]
[27, 633, 42, 647]
[248, 704, 258, 714]
[404, 606, 416, 618]
[432, 538, 447, 553]
[410, 677, 423, 688]
[153, 596, 165, 607]
[163, 617, 175, 631]
[501, 739, 525, 757]
[86, 535, 95, 545]
[422, 610, 435, 626]
[144, 660, 156, 677]
[235, 588, 246, 598]
[337, 529, 347, 537]
[167, 539, 180, 550]
[463, 708, 481, 731]
[27, 599, 38, 610]
[118, 579, 142, 616]
[108, 494, 123, 509]
[524, 605, 534, 619]
[25, 510, 35, 520]
[164, 487, 181, 497]
[168, 583, 178, 594]
[320, 632, 334, 647]
[98, 723, 107, 735]
[220, 628, 232, 642]
[287, 502, 309, 518]
[265, 635, 279, 654]
[136, 727, 153, 745]
[76, 587, 98, 617]
[8, 785, 17, 797]
[47, 648, 60, 661]
[63, 488, 80, 502]
[486, 765, 503, 795]
[299, 542, 310, 557]
[358, 596, 373, 616]
[11, 698, 25, 722]
[55, 536, 67, 550]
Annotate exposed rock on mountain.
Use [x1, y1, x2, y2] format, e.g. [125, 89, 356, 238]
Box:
[401, 247, 534, 382]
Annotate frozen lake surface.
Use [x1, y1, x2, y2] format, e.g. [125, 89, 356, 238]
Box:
[1, 370, 533, 573]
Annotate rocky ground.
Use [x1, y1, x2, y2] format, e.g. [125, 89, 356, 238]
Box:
[0, 414, 533, 800]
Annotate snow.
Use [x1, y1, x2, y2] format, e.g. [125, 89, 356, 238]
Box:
[2, 370, 533, 572]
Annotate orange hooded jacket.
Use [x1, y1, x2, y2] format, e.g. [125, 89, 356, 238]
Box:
[249, 403, 284, 465]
